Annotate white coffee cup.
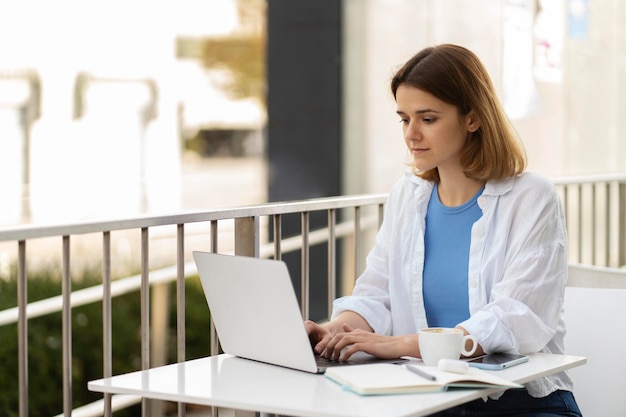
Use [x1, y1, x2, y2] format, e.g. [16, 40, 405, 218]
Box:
[418, 327, 478, 366]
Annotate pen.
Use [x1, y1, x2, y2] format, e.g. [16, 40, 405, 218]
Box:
[404, 364, 437, 381]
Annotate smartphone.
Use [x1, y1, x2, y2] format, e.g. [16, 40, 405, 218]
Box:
[466, 353, 529, 370]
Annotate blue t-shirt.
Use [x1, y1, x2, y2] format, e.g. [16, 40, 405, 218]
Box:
[423, 183, 484, 328]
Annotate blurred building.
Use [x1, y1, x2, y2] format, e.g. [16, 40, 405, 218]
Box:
[0, 0, 262, 226]
[0, 0, 624, 228]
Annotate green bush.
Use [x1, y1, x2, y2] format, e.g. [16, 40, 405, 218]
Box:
[0, 267, 212, 417]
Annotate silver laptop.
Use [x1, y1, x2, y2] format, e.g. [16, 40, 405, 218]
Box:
[192, 251, 404, 374]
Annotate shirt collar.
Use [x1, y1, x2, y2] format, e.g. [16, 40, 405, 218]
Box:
[484, 175, 517, 196]
[406, 171, 519, 197]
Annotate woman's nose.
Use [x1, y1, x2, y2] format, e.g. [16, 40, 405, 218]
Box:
[404, 122, 420, 141]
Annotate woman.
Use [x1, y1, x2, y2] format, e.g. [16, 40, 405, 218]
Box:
[305, 44, 581, 416]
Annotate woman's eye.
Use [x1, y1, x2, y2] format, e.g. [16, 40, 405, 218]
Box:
[398, 118, 408, 124]
[423, 117, 436, 123]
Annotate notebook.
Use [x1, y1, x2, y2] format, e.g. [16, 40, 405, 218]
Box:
[324, 363, 523, 396]
[192, 251, 405, 374]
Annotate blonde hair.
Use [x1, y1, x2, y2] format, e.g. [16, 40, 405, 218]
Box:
[391, 44, 526, 181]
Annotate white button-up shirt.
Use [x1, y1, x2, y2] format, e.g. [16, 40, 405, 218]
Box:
[332, 171, 572, 397]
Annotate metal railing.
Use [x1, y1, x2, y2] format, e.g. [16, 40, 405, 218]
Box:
[554, 173, 626, 268]
[0, 173, 625, 416]
[0, 194, 386, 417]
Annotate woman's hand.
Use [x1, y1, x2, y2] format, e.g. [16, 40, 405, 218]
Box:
[304, 320, 334, 355]
[322, 324, 419, 361]
[304, 311, 374, 356]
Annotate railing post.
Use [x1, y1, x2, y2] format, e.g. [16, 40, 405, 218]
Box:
[17, 240, 27, 417]
[617, 182, 626, 268]
[354, 206, 362, 280]
[140, 227, 151, 417]
[234, 217, 259, 257]
[224, 218, 258, 417]
[301, 212, 310, 319]
[327, 209, 336, 318]
[577, 184, 583, 263]
[176, 224, 186, 417]
[605, 183, 611, 267]
[210, 220, 220, 360]
[591, 184, 597, 265]
[273, 214, 282, 260]
[151, 287, 170, 369]
[151, 282, 169, 417]
[62, 236, 72, 417]
[102, 232, 113, 417]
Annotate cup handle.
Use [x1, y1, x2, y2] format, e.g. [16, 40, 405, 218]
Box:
[461, 334, 478, 356]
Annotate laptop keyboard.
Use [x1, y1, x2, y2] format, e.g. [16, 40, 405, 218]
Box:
[315, 353, 407, 369]
[315, 355, 343, 367]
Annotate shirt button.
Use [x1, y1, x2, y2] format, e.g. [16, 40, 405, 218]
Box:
[475, 227, 484, 236]
[478, 196, 487, 206]
[469, 278, 478, 288]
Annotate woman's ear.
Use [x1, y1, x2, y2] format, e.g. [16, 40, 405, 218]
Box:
[466, 111, 481, 133]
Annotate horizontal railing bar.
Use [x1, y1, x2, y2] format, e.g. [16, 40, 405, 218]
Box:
[567, 263, 626, 289]
[0, 214, 380, 326]
[552, 172, 626, 186]
[256, 214, 378, 258]
[0, 263, 190, 326]
[0, 194, 388, 242]
[52, 394, 141, 417]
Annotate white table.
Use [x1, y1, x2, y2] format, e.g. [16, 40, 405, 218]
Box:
[88, 353, 586, 417]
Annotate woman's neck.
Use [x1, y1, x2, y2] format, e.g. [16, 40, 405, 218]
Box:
[437, 172, 485, 207]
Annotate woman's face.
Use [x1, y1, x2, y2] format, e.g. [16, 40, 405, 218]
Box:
[395, 84, 477, 175]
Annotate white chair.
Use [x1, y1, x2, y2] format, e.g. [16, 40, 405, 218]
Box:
[564, 263, 626, 417]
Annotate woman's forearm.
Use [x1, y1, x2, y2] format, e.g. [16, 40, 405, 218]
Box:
[325, 310, 374, 334]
